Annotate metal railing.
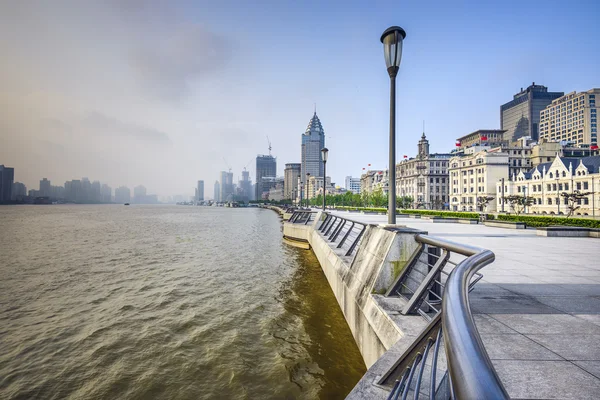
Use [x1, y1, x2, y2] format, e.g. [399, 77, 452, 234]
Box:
[288, 210, 317, 225]
[317, 213, 368, 258]
[380, 235, 508, 400]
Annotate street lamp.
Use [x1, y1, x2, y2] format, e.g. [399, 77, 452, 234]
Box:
[321, 148, 329, 210]
[297, 176, 302, 208]
[381, 26, 406, 224]
[306, 172, 311, 208]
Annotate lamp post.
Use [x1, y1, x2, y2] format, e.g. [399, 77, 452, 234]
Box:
[306, 173, 310, 208]
[297, 176, 302, 208]
[321, 148, 329, 210]
[381, 26, 406, 224]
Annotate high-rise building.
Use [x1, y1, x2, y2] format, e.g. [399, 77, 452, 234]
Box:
[115, 186, 131, 203]
[0, 165, 15, 203]
[101, 184, 112, 203]
[255, 155, 276, 200]
[345, 176, 361, 194]
[133, 185, 147, 203]
[301, 112, 325, 183]
[539, 88, 599, 148]
[500, 83, 564, 142]
[39, 178, 51, 197]
[91, 181, 102, 203]
[239, 171, 252, 201]
[11, 182, 26, 200]
[197, 180, 204, 201]
[214, 180, 221, 202]
[284, 163, 301, 200]
[220, 171, 234, 202]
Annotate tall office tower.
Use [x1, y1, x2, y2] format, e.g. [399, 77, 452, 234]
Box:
[11, 182, 27, 200]
[81, 178, 92, 202]
[133, 185, 147, 203]
[197, 180, 204, 201]
[0, 165, 15, 203]
[214, 180, 221, 202]
[284, 163, 301, 199]
[539, 88, 599, 148]
[239, 170, 252, 201]
[255, 155, 276, 200]
[500, 83, 563, 142]
[101, 184, 112, 203]
[39, 178, 51, 197]
[220, 171, 234, 202]
[115, 186, 131, 203]
[301, 111, 325, 184]
[91, 181, 102, 202]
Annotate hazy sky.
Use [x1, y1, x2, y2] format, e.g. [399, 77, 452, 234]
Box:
[1, 0, 598, 197]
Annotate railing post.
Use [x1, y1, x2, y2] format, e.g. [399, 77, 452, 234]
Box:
[345, 225, 366, 256]
[337, 222, 355, 248]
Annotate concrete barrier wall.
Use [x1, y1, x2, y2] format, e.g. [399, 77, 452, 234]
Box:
[283, 215, 424, 368]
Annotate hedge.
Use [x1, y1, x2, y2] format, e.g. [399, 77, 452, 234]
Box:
[334, 206, 488, 220]
[497, 214, 600, 228]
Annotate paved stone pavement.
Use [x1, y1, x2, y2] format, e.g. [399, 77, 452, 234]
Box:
[331, 211, 600, 399]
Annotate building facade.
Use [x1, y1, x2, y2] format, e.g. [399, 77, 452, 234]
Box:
[500, 83, 564, 142]
[284, 163, 301, 200]
[0, 165, 15, 203]
[539, 88, 599, 148]
[255, 155, 276, 200]
[307, 176, 332, 199]
[220, 171, 234, 202]
[11, 182, 26, 201]
[456, 129, 507, 149]
[345, 176, 361, 194]
[497, 155, 600, 216]
[197, 180, 204, 201]
[449, 148, 509, 212]
[301, 112, 325, 183]
[115, 186, 131, 203]
[360, 170, 387, 194]
[213, 180, 221, 202]
[395, 133, 451, 209]
[238, 171, 252, 201]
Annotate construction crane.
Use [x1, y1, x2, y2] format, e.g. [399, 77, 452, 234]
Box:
[243, 158, 253, 172]
[266, 136, 272, 156]
[222, 157, 232, 173]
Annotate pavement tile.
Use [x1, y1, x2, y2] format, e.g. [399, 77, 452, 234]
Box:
[473, 314, 517, 334]
[574, 314, 600, 327]
[493, 360, 600, 400]
[481, 333, 562, 361]
[496, 283, 581, 297]
[534, 296, 600, 314]
[471, 296, 558, 314]
[573, 361, 600, 379]
[490, 314, 600, 334]
[528, 334, 600, 361]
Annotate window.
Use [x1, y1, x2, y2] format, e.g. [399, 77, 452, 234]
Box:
[549, 172, 553, 178]
[562, 171, 566, 177]
[553, 183, 557, 191]
[548, 198, 552, 205]
[558, 183, 563, 190]
[547, 184, 551, 191]
[584, 182, 589, 190]
[565, 183, 569, 190]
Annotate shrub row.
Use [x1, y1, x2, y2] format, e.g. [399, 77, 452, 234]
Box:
[334, 206, 487, 220]
[497, 214, 600, 228]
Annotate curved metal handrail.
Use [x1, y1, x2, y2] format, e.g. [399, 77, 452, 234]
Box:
[416, 234, 509, 399]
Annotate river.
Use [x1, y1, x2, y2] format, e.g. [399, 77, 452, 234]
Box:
[0, 205, 365, 399]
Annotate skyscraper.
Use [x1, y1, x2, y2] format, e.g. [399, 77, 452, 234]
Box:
[0, 165, 15, 203]
[284, 163, 301, 199]
[39, 178, 51, 197]
[214, 180, 221, 202]
[500, 83, 563, 142]
[197, 180, 204, 201]
[255, 155, 276, 200]
[220, 171, 233, 202]
[115, 186, 131, 203]
[133, 185, 147, 203]
[11, 182, 27, 200]
[239, 170, 252, 201]
[301, 111, 325, 184]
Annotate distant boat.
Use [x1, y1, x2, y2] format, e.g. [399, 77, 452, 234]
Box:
[124, 203, 130, 206]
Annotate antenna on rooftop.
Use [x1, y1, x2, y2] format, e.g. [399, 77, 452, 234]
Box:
[266, 136, 272, 156]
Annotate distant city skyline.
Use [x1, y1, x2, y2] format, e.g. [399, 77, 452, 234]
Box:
[1, 1, 598, 195]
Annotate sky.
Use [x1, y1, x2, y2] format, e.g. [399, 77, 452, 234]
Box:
[1, 0, 598, 198]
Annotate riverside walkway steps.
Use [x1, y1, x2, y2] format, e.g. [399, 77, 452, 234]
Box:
[328, 210, 600, 399]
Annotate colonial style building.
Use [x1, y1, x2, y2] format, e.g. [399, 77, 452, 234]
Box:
[497, 155, 600, 216]
[395, 133, 451, 209]
[456, 129, 507, 149]
[360, 169, 387, 194]
[449, 147, 509, 212]
[307, 176, 332, 199]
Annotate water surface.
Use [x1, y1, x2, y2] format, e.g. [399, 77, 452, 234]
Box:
[0, 205, 365, 399]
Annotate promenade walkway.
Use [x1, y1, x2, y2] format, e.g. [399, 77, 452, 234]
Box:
[331, 211, 600, 399]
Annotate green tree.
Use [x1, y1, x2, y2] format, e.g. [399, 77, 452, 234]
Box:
[561, 190, 593, 218]
[502, 195, 535, 215]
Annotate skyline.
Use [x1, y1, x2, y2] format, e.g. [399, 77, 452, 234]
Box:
[1, 1, 599, 196]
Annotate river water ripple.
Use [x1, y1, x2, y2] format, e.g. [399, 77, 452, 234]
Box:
[0, 205, 365, 399]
